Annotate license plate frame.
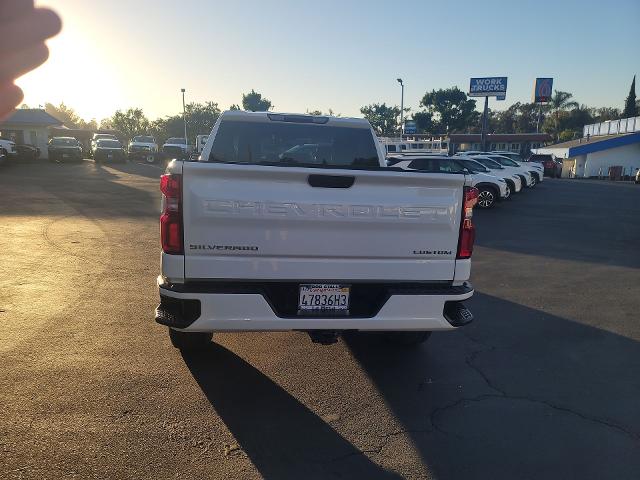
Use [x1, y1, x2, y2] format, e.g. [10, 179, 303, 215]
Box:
[298, 284, 350, 313]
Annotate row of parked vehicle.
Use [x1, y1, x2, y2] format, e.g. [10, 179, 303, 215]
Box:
[46, 133, 209, 164]
[387, 150, 549, 209]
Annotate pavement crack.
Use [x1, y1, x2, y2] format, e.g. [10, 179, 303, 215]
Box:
[465, 347, 505, 396]
[430, 393, 640, 442]
[460, 347, 639, 441]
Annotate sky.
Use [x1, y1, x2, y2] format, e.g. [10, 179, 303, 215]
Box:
[18, 0, 640, 122]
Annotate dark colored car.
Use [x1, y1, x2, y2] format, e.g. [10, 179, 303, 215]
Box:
[48, 137, 83, 162]
[528, 154, 562, 178]
[93, 139, 126, 163]
[16, 144, 40, 161]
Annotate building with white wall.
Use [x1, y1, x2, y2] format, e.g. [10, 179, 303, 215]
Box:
[0, 109, 62, 160]
[534, 117, 640, 179]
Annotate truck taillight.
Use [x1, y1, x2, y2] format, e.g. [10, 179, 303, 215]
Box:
[160, 174, 183, 254]
[457, 186, 478, 259]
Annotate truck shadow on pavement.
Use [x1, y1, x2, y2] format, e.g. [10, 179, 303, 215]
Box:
[181, 345, 402, 480]
[181, 292, 640, 480]
[345, 292, 640, 480]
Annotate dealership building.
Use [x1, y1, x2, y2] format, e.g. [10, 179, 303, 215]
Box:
[533, 116, 640, 178]
[0, 109, 62, 160]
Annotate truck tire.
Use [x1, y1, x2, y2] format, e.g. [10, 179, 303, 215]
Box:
[476, 186, 497, 209]
[168, 328, 212, 351]
[384, 331, 432, 346]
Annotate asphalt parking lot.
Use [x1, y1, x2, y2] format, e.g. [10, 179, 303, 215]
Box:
[1, 160, 639, 480]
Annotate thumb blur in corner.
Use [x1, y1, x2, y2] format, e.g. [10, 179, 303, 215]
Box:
[0, 0, 61, 119]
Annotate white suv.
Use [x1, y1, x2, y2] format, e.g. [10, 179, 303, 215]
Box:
[391, 155, 508, 209]
[455, 155, 522, 195]
[470, 154, 534, 188]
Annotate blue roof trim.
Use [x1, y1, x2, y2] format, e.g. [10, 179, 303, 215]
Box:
[568, 132, 640, 156]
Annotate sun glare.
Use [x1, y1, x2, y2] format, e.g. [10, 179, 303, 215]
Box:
[18, 7, 130, 122]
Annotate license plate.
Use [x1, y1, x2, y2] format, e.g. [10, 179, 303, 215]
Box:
[62, 154, 69, 158]
[108, 154, 113, 159]
[298, 284, 350, 312]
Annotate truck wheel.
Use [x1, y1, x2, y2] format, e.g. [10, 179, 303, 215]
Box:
[477, 187, 497, 209]
[168, 328, 212, 350]
[384, 331, 432, 346]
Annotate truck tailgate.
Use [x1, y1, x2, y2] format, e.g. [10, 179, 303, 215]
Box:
[182, 162, 465, 281]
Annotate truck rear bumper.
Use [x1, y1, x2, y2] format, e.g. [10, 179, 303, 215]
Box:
[156, 278, 474, 332]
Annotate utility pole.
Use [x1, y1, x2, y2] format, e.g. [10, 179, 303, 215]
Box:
[181, 88, 187, 146]
[397, 78, 404, 138]
[536, 103, 542, 133]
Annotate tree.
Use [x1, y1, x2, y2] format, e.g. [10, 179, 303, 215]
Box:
[149, 102, 221, 144]
[360, 103, 401, 136]
[548, 90, 578, 139]
[45, 102, 82, 128]
[623, 75, 637, 118]
[412, 110, 435, 133]
[229, 104, 241, 110]
[241, 90, 272, 112]
[593, 107, 620, 122]
[184, 101, 221, 136]
[306, 108, 340, 116]
[417, 87, 478, 134]
[488, 102, 546, 134]
[44, 102, 97, 130]
[108, 108, 150, 140]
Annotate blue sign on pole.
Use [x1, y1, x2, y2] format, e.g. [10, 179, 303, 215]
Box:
[469, 77, 508, 97]
[533, 78, 553, 103]
[404, 120, 417, 134]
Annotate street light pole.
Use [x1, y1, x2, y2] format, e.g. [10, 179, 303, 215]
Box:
[181, 88, 187, 146]
[397, 78, 404, 138]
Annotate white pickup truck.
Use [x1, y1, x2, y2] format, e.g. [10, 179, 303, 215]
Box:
[156, 111, 477, 350]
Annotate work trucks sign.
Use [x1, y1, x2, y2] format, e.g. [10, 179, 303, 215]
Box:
[469, 77, 508, 97]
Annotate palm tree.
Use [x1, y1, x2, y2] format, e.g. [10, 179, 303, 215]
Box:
[548, 90, 579, 140]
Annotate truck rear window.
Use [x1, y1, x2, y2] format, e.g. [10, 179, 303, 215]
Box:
[208, 121, 379, 168]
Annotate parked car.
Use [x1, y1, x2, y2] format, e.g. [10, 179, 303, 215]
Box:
[489, 150, 523, 162]
[528, 154, 562, 178]
[93, 139, 126, 163]
[162, 137, 190, 158]
[128, 135, 159, 163]
[91, 133, 118, 149]
[0, 138, 18, 165]
[460, 155, 523, 195]
[195, 134, 209, 154]
[391, 155, 509, 208]
[454, 150, 484, 157]
[16, 144, 40, 161]
[48, 137, 83, 162]
[157, 110, 478, 350]
[474, 154, 536, 187]
[489, 151, 545, 181]
[454, 156, 522, 197]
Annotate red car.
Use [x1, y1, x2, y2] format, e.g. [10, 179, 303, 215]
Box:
[528, 154, 562, 178]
